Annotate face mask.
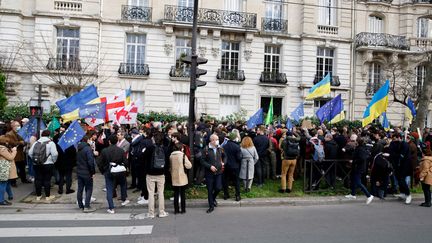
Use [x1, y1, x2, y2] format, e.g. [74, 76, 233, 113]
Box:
[15, 126, 21, 132]
[215, 140, 219, 146]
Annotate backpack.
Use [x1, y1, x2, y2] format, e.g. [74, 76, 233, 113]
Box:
[313, 143, 325, 162]
[151, 145, 166, 169]
[284, 138, 299, 158]
[32, 141, 50, 165]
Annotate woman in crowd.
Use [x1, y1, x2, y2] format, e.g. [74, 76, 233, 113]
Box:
[0, 135, 17, 205]
[239, 136, 259, 192]
[170, 143, 192, 214]
[419, 143, 432, 207]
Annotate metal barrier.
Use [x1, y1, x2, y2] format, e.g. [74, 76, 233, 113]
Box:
[303, 159, 352, 193]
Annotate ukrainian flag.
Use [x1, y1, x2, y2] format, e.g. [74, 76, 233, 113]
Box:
[381, 112, 390, 131]
[55, 85, 101, 122]
[362, 80, 390, 127]
[305, 73, 331, 100]
[405, 97, 416, 125]
[125, 87, 131, 105]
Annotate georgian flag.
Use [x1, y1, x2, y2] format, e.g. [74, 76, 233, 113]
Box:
[114, 103, 138, 125]
[102, 91, 127, 122]
[85, 117, 105, 127]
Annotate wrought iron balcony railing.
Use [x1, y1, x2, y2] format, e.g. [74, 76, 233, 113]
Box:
[169, 66, 191, 78]
[358, 0, 393, 3]
[46, 57, 81, 71]
[355, 32, 409, 50]
[412, 0, 431, 3]
[164, 5, 257, 29]
[259, 71, 287, 84]
[121, 5, 152, 22]
[261, 18, 288, 33]
[365, 82, 383, 97]
[313, 75, 340, 86]
[118, 63, 149, 76]
[216, 69, 245, 81]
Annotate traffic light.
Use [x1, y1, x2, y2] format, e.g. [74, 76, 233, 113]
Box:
[181, 55, 208, 89]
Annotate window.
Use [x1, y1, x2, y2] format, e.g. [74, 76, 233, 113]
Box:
[128, 0, 148, 6]
[56, 27, 80, 69]
[416, 65, 426, 95]
[221, 41, 240, 71]
[318, 0, 336, 26]
[368, 62, 382, 93]
[261, 97, 282, 117]
[368, 15, 383, 33]
[314, 99, 331, 113]
[220, 95, 240, 118]
[224, 0, 242, 11]
[265, 0, 282, 19]
[417, 18, 429, 38]
[264, 45, 281, 73]
[131, 91, 145, 113]
[175, 38, 192, 69]
[178, 0, 193, 7]
[316, 47, 334, 81]
[173, 93, 189, 115]
[125, 34, 146, 73]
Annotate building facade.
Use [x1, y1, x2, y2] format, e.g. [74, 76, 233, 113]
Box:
[0, 0, 431, 126]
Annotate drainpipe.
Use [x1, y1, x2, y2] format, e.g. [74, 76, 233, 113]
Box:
[349, 0, 357, 120]
[97, 0, 104, 88]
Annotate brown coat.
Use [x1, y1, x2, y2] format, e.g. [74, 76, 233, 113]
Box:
[5, 130, 25, 162]
[419, 156, 432, 186]
[0, 145, 18, 179]
[169, 151, 192, 187]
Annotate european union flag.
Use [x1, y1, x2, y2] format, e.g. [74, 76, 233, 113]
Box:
[18, 117, 46, 143]
[58, 120, 85, 152]
[78, 102, 106, 119]
[290, 103, 304, 122]
[286, 118, 293, 130]
[247, 108, 263, 129]
[56, 84, 99, 115]
[316, 94, 344, 124]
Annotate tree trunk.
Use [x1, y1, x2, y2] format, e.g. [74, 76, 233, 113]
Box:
[414, 60, 432, 130]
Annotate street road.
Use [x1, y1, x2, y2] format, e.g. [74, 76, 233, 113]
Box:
[0, 200, 431, 243]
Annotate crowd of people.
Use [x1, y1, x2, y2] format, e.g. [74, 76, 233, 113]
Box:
[0, 117, 432, 217]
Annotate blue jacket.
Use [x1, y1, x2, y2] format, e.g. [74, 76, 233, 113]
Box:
[76, 142, 95, 178]
[222, 140, 242, 169]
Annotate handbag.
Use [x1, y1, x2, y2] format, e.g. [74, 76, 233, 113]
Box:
[0, 159, 11, 182]
[109, 162, 126, 177]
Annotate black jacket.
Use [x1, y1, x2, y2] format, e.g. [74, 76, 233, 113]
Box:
[352, 144, 370, 174]
[99, 144, 128, 174]
[253, 134, 269, 157]
[145, 144, 168, 176]
[129, 135, 147, 166]
[371, 153, 393, 182]
[222, 140, 242, 169]
[389, 141, 411, 176]
[324, 140, 339, 160]
[201, 146, 226, 175]
[76, 142, 95, 178]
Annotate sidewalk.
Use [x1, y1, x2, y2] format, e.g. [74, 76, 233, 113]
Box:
[2, 174, 424, 211]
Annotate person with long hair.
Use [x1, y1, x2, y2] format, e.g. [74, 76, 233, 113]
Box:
[419, 143, 432, 207]
[239, 136, 259, 192]
[0, 135, 17, 205]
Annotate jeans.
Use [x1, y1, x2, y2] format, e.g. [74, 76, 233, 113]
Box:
[173, 186, 186, 213]
[223, 166, 240, 197]
[130, 160, 139, 188]
[58, 169, 73, 193]
[137, 166, 148, 199]
[34, 164, 54, 197]
[0, 181, 8, 202]
[104, 173, 127, 210]
[27, 156, 34, 177]
[421, 182, 431, 204]
[255, 157, 265, 185]
[146, 175, 166, 216]
[205, 172, 222, 208]
[351, 172, 371, 198]
[77, 176, 93, 209]
[398, 175, 411, 196]
[371, 176, 389, 199]
[281, 159, 296, 190]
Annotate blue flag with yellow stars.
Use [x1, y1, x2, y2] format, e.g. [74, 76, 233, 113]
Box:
[78, 102, 106, 119]
[58, 120, 85, 152]
[18, 117, 46, 143]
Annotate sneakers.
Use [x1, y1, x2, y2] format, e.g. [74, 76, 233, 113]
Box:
[137, 198, 149, 205]
[396, 193, 407, 200]
[366, 195, 374, 205]
[121, 199, 130, 206]
[83, 207, 96, 213]
[345, 194, 357, 199]
[158, 211, 169, 218]
[36, 196, 42, 201]
[46, 195, 56, 201]
[102, 188, 107, 192]
[106, 209, 115, 214]
[405, 195, 412, 204]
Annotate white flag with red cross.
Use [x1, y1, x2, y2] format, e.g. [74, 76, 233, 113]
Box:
[114, 103, 138, 125]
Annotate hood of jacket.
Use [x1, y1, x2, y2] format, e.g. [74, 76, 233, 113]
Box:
[38, 136, 51, 143]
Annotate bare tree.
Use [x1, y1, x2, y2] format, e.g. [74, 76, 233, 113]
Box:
[0, 41, 25, 82]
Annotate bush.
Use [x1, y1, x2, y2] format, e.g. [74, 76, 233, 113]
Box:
[0, 104, 60, 123]
[0, 73, 7, 112]
[137, 111, 188, 123]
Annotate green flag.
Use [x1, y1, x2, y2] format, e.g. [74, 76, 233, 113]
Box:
[265, 97, 273, 125]
[47, 117, 61, 137]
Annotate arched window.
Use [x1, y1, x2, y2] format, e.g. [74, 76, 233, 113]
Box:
[319, 0, 337, 26]
[368, 62, 382, 94]
[368, 15, 384, 33]
[417, 18, 430, 38]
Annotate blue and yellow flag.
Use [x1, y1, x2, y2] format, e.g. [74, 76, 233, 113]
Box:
[405, 97, 416, 124]
[305, 74, 331, 100]
[126, 87, 131, 105]
[381, 112, 390, 131]
[247, 108, 263, 129]
[362, 80, 390, 127]
[315, 94, 345, 124]
[58, 120, 86, 152]
[56, 85, 100, 122]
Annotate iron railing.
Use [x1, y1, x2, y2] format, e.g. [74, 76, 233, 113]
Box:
[118, 63, 149, 76]
[412, 0, 431, 3]
[121, 5, 152, 22]
[355, 32, 409, 50]
[259, 71, 287, 84]
[313, 75, 341, 86]
[261, 18, 288, 33]
[164, 5, 257, 29]
[216, 69, 245, 81]
[169, 66, 191, 78]
[46, 57, 81, 71]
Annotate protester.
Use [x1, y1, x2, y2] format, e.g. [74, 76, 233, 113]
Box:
[170, 143, 192, 214]
[323, 133, 338, 189]
[54, 140, 76, 195]
[0, 135, 17, 205]
[419, 143, 432, 207]
[253, 126, 269, 187]
[28, 130, 58, 201]
[370, 147, 393, 199]
[239, 136, 258, 192]
[222, 132, 242, 201]
[279, 130, 300, 193]
[6, 120, 30, 186]
[389, 133, 412, 204]
[76, 136, 96, 212]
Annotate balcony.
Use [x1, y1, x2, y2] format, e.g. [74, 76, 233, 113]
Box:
[355, 32, 409, 50]
[164, 5, 257, 29]
[54, 1, 82, 12]
[216, 69, 245, 81]
[121, 5, 152, 22]
[169, 66, 190, 78]
[412, 38, 432, 49]
[317, 25, 338, 35]
[259, 72, 287, 85]
[46, 57, 81, 71]
[261, 18, 288, 33]
[358, 0, 393, 3]
[412, 0, 431, 3]
[313, 75, 340, 86]
[118, 63, 149, 76]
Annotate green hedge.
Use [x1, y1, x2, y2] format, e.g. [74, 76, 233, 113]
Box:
[0, 104, 60, 123]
